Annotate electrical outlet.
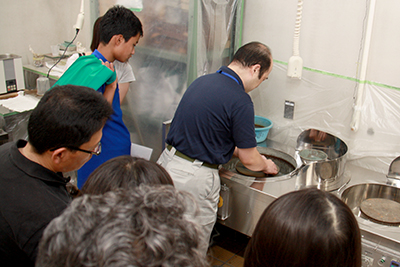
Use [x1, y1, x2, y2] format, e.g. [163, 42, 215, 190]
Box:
[287, 56, 303, 79]
[284, 100, 295, 119]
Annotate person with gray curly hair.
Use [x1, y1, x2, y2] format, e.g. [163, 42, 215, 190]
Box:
[35, 185, 209, 267]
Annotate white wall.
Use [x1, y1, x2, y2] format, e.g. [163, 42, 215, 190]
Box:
[243, 0, 400, 173]
[2, 0, 399, 174]
[0, 0, 93, 64]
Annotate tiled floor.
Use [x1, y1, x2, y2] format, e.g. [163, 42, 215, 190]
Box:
[207, 223, 250, 267]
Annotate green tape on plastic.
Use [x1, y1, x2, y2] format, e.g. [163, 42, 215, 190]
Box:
[274, 59, 400, 92]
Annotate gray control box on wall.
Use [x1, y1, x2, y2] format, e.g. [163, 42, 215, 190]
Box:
[284, 100, 295, 119]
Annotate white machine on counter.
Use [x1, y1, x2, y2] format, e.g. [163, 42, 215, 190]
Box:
[0, 54, 25, 94]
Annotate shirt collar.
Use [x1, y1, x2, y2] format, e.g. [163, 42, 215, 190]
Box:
[12, 140, 70, 184]
[218, 66, 244, 87]
[92, 49, 108, 63]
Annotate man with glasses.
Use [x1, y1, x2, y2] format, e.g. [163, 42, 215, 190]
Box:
[0, 84, 113, 267]
[52, 142, 102, 156]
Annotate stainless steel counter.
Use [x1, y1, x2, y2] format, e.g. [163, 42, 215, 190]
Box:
[217, 138, 400, 266]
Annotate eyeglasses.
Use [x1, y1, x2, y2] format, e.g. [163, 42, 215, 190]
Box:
[51, 142, 102, 156]
[68, 142, 102, 156]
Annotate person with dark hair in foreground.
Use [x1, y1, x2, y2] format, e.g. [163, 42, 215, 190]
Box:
[80, 155, 173, 195]
[0, 85, 113, 267]
[36, 185, 209, 267]
[244, 188, 362, 267]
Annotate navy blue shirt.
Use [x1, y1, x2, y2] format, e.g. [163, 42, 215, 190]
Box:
[167, 66, 257, 164]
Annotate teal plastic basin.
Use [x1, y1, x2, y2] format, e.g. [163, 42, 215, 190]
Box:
[255, 115, 273, 143]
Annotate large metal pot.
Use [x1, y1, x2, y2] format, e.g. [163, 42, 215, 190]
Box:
[294, 129, 349, 191]
[387, 156, 400, 187]
[341, 183, 400, 226]
[341, 157, 400, 226]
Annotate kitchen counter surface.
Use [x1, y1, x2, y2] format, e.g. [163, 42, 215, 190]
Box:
[218, 139, 400, 250]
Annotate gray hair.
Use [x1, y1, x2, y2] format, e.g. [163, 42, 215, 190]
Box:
[36, 185, 208, 267]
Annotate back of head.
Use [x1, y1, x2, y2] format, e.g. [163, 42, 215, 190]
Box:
[100, 5, 143, 44]
[28, 85, 113, 154]
[232, 41, 272, 79]
[90, 16, 102, 52]
[81, 155, 174, 195]
[244, 188, 361, 267]
[36, 185, 208, 267]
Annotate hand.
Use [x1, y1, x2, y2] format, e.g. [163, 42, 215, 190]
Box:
[309, 129, 327, 142]
[101, 60, 118, 86]
[262, 155, 278, 175]
[102, 60, 115, 72]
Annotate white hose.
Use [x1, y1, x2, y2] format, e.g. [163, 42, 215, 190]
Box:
[292, 0, 303, 56]
[287, 0, 303, 78]
[350, 0, 376, 132]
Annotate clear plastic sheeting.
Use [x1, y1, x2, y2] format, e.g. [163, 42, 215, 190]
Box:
[251, 62, 355, 152]
[0, 92, 38, 143]
[192, 0, 241, 77]
[350, 84, 400, 173]
[116, 0, 242, 161]
[0, 110, 31, 143]
[240, 0, 400, 176]
[251, 62, 400, 174]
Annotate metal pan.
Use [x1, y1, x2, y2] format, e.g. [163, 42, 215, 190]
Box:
[341, 183, 400, 226]
[220, 147, 297, 182]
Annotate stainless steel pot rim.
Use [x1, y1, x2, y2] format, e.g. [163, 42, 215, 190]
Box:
[342, 182, 400, 192]
[299, 148, 328, 163]
[341, 182, 400, 227]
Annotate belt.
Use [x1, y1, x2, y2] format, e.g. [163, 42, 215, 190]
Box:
[167, 145, 219, 169]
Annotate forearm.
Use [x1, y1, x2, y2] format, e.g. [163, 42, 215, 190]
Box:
[238, 149, 266, 171]
[237, 147, 278, 174]
[101, 61, 117, 104]
[103, 82, 117, 104]
[118, 82, 130, 104]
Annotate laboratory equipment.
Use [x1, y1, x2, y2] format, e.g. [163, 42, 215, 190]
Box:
[0, 54, 25, 94]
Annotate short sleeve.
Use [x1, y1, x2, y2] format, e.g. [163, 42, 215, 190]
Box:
[114, 61, 135, 84]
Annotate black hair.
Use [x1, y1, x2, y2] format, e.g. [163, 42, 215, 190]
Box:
[100, 5, 143, 45]
[81, 156, 174, 195]
[232, 42, 272, 79]
[244, 188, 362, 267]
[90, 16, 102, 52]
[28, 84, 113, 154]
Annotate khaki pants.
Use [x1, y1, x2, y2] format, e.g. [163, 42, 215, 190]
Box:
[157, 147, 221, 255]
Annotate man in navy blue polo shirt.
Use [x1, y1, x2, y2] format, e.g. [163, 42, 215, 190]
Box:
[157, 42, 278, 255]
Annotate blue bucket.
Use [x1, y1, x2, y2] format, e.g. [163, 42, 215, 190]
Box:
[254, 115, 273, 143]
